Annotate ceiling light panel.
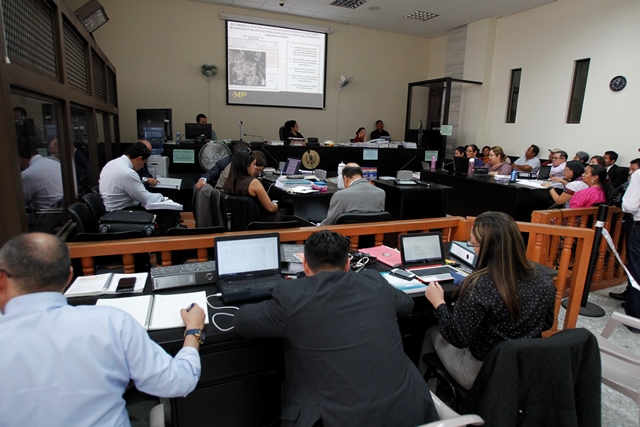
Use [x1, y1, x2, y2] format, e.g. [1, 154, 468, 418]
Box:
[330, 0, 369, 10]
[404, 11, 439, 21]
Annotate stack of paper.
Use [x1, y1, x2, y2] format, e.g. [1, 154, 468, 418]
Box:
[65, 273, 148, 297]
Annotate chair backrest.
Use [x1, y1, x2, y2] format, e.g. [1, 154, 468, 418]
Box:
[82, 192, 106, 223]
[463, 328, 600, 426]
[334, 211, 392, 225]
[166, 226, 226, 236]
[279, 126, 286, 141]
[68, 202, 98, 234]
[246, 220, 299, 231]
[221, 194, 261, 231]
[193, 184, 225, 228]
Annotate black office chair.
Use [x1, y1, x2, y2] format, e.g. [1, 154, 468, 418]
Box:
[68, 202, 99, 234]
[246, 220, 299, 231]
[279, 126, 286, 141]
[334, 211, 392, 248]
[81, 192, 106, 223]
[165, 226, 226, 265]
[221, 194, 261, 232]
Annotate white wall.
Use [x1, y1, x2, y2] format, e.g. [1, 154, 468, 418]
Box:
[92, 0, 434, 144]
[482, 0, 640, 164]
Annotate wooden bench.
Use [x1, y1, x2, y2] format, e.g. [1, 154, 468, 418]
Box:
[67, 217, 594, 333]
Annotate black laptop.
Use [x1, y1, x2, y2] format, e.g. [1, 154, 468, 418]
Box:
[215, 233, 283, 303]
[453, 157, 470, 175]
[537, 165, 551, 180]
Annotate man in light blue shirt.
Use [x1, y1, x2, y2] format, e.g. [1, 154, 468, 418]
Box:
[0, 233, 206, 426]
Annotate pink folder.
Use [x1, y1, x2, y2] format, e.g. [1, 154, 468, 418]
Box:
[359, 245, 402, 268]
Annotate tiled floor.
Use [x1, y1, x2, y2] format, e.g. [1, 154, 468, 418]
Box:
[558, 284, 639, 426]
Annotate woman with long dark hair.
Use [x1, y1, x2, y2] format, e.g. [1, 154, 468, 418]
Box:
[223, 149, 279, 220]
[569, 164, 614, 208]
[418, 211, 556, 389]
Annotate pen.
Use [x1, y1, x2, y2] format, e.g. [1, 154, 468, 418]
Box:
[186, 303, 195, 312]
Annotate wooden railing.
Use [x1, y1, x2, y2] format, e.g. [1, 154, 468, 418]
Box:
[531, 206, 627, 284]
[67, 217, 594, 332]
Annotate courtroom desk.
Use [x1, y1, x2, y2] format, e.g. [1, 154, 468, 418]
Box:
[257, 144, 426, 177]
[148, 173, 200, 211]
[371, 179, 451, 220]
[420, 170, 553, 222]
[262, 175, 336, 223]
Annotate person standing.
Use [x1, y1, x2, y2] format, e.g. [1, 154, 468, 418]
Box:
[234, 230, 439, 426]
[621, 162, 640, 331]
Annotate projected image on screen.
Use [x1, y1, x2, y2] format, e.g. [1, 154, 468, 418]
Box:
[226, 20, 327, 109]
[229, 50, 266, 86]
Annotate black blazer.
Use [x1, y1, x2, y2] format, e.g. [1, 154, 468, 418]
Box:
[235, 269, 438, 427]
[608, 164, 629, 188]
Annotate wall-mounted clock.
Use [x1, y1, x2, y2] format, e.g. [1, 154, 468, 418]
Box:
[610, 75, 627, 92]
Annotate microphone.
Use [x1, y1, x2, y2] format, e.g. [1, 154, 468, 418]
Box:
[398, 156, 418, 172]
[238, 121, 243, 141]
[261, 146, 280, 169]
[441, 160, 454, 171]
[244, 134, 264, 141]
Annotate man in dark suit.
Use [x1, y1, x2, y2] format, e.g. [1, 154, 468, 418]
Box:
[604, 150, 630, 188]
[234, 230, 438, 427]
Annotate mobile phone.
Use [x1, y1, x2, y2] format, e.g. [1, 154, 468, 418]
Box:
[116, 277, 136, 292]
[390, 268, 416, 281]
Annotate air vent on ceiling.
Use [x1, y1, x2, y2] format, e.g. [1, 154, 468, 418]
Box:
[404, 11, 439, 22]
[330, 0, 368, 10]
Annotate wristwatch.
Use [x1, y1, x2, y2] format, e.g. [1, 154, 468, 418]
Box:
[184, 328, 205, 344]
[142, 177, 148, 183]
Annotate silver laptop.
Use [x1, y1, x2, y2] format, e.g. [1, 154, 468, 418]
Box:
[399, 232, 454, 282]
[215, 233, 283, 303]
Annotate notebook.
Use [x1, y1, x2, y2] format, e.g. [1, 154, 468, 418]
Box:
[399, 232, 454, 282]
[215, 233, 283, 303]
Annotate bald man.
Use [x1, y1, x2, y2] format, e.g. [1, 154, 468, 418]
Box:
[320, 162, 386, 225]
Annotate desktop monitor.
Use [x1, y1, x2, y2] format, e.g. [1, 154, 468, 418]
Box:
[137, 108, 172, 141]
[283, 157, 301, 175]
[185, 123, 212, 142]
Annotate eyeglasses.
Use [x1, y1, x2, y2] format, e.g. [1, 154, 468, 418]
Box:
[466, 239, 481, 248]
[552, 157, 563, 160]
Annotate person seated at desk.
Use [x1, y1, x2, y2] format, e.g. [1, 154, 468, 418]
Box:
[234, 230, 439, 427]
[370, 119, 390, 140]
[282, 120, 304, 144]
[549, 150, 568, 178]
[574, 151, 590, 167]
[99, 142, 181, 234]
[222, 149, 279, 220]
[481, 145, 491, 165]
[466, 144, 485, 167]
[320, 163, 385, 225]
[487, 146, 513, 176]
[351, 127, 366, 142]
[605, 150, 629, 189]
[543, 160, 587, 207]
[590, 155, 606, 167]
[0, 233, 205, 426]
[512, 144, 541, 173]
[18, 140, 63, 211]
[195, 141, 250, 190]
[196, 113, 218, 140]
[568, 164, 614, 208]
[216, 150, 266, 190]
[418, 211, 556, 390]
[454, 146, 466, 157]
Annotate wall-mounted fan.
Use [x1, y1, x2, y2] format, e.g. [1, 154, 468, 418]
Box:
[198, 142, 231, 171]
[338, 75, 354, 92]
[201, 63, 218, 81]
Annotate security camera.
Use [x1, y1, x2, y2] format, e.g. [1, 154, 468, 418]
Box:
[279, 0, 284, 6]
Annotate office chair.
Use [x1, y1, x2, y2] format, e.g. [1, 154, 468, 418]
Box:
[165, 226, 226, 264]
[82, 192, 106, 223]
[598, 311, 640, 425]
[279, 126, 286, 141]
[246, 220, 299, 231]
[334, 211, 392, 248]
[193, 184, 225, 228]
[221, 194, 261, 231]
[69, 202, 99, 234]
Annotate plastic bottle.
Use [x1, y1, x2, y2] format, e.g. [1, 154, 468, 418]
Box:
[467, 158, 474, 178]
[510, 168, 518, 183]
[430, 156, 436, 172]
[337, 161, 345, 189]
[175, 129, 181, 143]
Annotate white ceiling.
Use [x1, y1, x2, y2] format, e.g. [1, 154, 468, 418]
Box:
[191, 0, 554, 39]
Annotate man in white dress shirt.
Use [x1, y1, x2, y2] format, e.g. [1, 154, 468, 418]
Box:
[549, 149, 568, 178]
[19, 141, 63, 211]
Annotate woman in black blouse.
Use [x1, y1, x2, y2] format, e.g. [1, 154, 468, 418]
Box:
[418, 211, 556, 390]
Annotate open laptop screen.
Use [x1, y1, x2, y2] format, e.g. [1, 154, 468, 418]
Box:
[215, 234, 280, 277]
[400, 232, 445, 265]
[283, 157, 301, 175]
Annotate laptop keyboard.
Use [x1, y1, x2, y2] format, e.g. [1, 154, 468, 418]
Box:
[412, 266, 454, 277]
[221, 276, 281, 294]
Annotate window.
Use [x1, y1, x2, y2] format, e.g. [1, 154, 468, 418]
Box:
[506, 68, 521, 123]
[567, 59, 590, 124]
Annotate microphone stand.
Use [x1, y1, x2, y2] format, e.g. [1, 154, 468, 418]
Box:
[243, 134, 264, 141]
[261, 146, 281, 169]
[398, 156, 418, 172]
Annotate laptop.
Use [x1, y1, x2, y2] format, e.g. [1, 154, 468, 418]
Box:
[215, 233, 283, 303]
[399, 232, 455, 282]
[453, 156, 470, 175]
[537, 165, 551, 180]
[282, 157, 301, 176]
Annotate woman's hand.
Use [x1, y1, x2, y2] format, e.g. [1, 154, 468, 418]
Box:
[541, 182, 551, 188]
[425, 281, 445, 308]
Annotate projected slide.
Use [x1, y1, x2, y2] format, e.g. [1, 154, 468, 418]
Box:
[226, 20, 327, 109]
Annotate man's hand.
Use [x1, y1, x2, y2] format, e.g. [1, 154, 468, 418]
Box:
[147, 177, 159, 186]
[425, 281, 445, 309]
[195, 179, 206, 190]
[180, 303, 206, 330]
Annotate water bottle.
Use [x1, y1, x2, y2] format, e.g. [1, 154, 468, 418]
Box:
[510, 168, 517, 183]
[337, 161, 345, 189]
[467, 158, 474, 178]
[175, 129, 181, 143]
[430, 156, 436, 172]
